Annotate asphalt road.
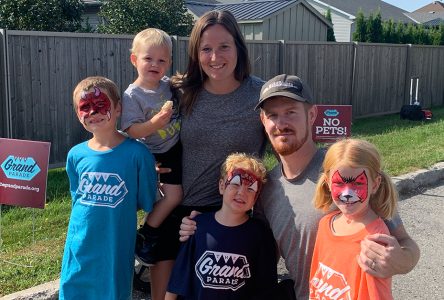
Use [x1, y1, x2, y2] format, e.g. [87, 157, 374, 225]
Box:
[392, 183, 444, 299]
[133, 184, 444, 300]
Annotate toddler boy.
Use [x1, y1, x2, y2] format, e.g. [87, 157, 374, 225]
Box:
[121, 28, 182, 266]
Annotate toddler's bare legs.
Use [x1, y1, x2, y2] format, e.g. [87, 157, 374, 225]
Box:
[146, 184, 183, 228]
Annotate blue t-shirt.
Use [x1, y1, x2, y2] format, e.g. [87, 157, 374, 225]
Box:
[59, 138, 157, 300]
[167, 212, 278, 300]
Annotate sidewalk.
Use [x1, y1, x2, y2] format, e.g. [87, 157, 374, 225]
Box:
[2, 162, 444, 300]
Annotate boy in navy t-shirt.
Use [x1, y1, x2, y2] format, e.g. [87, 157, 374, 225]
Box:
[166, 153, 277, 300]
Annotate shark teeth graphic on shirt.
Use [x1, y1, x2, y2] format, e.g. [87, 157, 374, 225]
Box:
[77, 172, 128, 208]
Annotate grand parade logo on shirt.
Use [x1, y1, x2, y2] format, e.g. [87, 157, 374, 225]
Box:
[77, 172, 128, 208]
[195, 250, 251, 291]
[310, 262, 351, 300]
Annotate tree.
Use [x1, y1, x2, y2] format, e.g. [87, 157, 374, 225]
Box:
[366, 11, 383, 43]
[0, 0, 84, 32]
[325, 9, 336, 42]
[352, 10, 366, 42]
[98, 0, 193, 36]
[382, 19, 399, 44]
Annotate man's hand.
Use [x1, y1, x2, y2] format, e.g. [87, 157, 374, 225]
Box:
[358, 225, 420, 278]
[179, 210, 200, 242]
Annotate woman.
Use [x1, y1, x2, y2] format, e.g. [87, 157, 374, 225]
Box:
[149, 10, 267, 300]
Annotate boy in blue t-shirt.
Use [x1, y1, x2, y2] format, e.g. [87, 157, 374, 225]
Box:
[59, 76, 157, 299]
[165, 153, 277, 300]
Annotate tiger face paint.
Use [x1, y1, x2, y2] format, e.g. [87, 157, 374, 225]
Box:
[77, 87, 111, 125]
[330, 170, 368, 204]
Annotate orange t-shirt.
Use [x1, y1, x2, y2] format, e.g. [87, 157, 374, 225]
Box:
[309, 211, 393, 300]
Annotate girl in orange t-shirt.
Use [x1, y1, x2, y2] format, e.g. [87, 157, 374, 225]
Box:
[309, 138, 398, 300]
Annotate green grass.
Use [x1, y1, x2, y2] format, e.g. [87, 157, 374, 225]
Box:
[1, 107, 443, 296]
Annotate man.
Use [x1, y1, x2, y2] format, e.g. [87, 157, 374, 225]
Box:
[181, 74, 420, 299]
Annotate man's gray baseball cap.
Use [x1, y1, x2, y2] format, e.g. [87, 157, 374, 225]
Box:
[255, 74, 314, 110]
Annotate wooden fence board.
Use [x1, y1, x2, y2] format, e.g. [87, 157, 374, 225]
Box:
[0, 29, 7, 137]
[284, 42, 354, 107]
[408, 45, 444, 108]
[352, 43, 408, 117]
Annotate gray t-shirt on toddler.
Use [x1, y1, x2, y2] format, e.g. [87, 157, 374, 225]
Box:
[121, 77, 180, 154]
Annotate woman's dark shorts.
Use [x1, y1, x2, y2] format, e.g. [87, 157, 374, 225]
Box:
[155, 204, 221, 261]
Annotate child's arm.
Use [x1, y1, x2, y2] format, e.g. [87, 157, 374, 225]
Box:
[126, 107, 173, 139]
[164, 292, 177, 300]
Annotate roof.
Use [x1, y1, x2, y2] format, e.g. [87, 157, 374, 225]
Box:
[413, 1, 444, 13]
[295, 0, 413, 22]
[406, 11, 444, 25]
[187, 0, 330, 24]
[82, 0, 101, 6]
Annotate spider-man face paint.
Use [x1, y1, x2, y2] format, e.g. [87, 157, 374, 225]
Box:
[78, 87, 111, 124]
[330, 170, 368, 204]
[225, 168, 261, 195]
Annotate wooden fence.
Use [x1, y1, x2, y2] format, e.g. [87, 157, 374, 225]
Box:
[0, 30, 443, 166]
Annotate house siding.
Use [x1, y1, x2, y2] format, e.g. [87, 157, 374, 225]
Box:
[308, 1, 354, 42]
[239, 23, 263, 40]
[262, 3, 327, 41]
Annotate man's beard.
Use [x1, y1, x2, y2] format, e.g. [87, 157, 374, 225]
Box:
[271, 126, 309, 156]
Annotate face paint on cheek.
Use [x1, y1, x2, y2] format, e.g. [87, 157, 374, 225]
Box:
[225, 168, 261, 193]
[78, 87, 112, 122]
[353, 171, 368, 201]
[330, 170, 345, 201]
[330, 170, 369, 203]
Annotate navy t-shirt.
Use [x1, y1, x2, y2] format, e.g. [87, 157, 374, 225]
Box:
[167, 212, 277, 300]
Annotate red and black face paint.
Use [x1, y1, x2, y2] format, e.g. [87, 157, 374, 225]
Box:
[330, 170, 368, 204]
[225, 168, 262, 197]
[78, 87, 111, 124]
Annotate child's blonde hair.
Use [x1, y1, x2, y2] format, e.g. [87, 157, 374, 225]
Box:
[72, 76, 120, 110]
[130, 28, 172, 56]
[220, 153, 267, 184]
[314, 138, 397, 219]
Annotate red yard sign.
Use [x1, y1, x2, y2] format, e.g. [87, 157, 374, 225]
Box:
[312, 105, 352, 143]
[0, 138, 51, 209]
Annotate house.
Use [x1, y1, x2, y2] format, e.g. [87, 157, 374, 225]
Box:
[82, 0, 332, 42]
[186, 0, 332, 41]
[303, 0, 414, 42]
[406, 1, 444, 26]
[82, 0, 101, 29]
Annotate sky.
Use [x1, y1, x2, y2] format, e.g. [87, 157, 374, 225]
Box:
[383, 0, 441, 12]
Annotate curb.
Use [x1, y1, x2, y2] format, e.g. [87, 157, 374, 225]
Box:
[2, 162, 443, 300]
[1, 280, 59, 300]
[392, 162, 444, 195]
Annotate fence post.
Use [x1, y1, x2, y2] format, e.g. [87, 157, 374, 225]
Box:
[350, 42, 357, 114]
[0, 29, 10, 138]
[279, 40, 285, 74]
[403, 44, 412, 107]
[171, 35, 178, 76]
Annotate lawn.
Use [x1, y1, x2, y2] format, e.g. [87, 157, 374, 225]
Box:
[0, 107, 443, 296]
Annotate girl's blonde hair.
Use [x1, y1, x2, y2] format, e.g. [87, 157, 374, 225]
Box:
[314, 138, 397, 219]
[220, 153, 266, 184]
[130, 28, 172, 56]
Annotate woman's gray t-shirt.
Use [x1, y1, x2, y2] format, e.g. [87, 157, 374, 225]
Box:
[180, 76, 266, 207]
